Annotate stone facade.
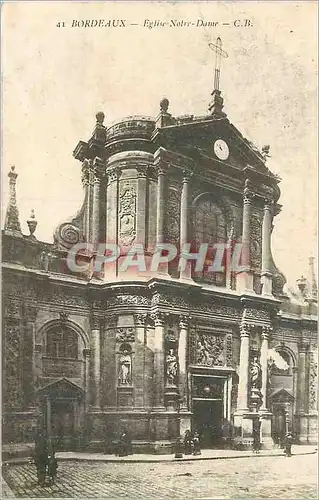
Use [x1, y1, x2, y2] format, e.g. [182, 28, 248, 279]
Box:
[2, 96, 318, 453]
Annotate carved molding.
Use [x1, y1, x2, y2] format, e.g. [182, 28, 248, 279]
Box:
[308, 348, 318, 411]
[105, 313, 118, 327]
[243, 179, 255, 204]
[107, 295, 150, 307]
[150, 311, 169, 327]
[196, 331, 225, 367]
[90, 316, 101, 330]
[119, 185, 136, 246]
[4, 300, 20, 318]
[134, 313, 148, 327]
[115, 327, 135, 343]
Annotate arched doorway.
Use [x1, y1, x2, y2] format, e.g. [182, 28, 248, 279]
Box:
[269, 388, 294, 447]
[36, 378, 84, 451]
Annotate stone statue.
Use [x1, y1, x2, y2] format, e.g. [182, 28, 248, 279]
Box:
[166, 348, 178, 386]
[118, 350, 132, 385]
[250, 356, 262, 389]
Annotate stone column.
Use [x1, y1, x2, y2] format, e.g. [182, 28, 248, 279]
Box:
[92, 158, 103, 249]
[152, 312, 166, 410]
[297, 342, 308, 412]
[46, 397, 52, 451]
[155, 165, 168, 274]
[81, 159, 90, 241]
[136, 166, 148, 248]
[180, 171, 192, 280]
[237, 323, 250, 411]
[134, 313, 147, 408]
[24, 305, 38, 408]
[237, 179, 254, 292]
[83, 348, 91, 411]
[261, 198, 273, 296]
[87, 161, 94, 243]
[90, 317, 101, 410]
[259, 327, 273, 448]
[260, 327, 271, 410]
[178, 316, 188, 411]
[105, 169, 120, 279]
[297, 341, 309, 442]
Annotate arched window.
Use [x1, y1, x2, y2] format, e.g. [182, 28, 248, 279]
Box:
[193, 198, 227, 284]
[272, 350, 292, 376]
[45, 326, 78, 359]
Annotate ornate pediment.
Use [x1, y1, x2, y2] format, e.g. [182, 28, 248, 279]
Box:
[268, 387, 294, 403]
[36, 377, 84, 400]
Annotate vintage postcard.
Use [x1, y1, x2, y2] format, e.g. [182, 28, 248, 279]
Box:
[1, 1, 318, 499]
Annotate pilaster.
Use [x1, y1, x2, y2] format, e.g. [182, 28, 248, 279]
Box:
[179, 170, 193, 281]
[90, 316, 101, 410]
[261, 198, 274, 296]
[237, 179, 254, 293]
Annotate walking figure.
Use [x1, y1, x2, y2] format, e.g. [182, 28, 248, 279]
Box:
[118, 429, 130, 457]
[47, 452, 58, 484]
[252, 430, 260, 454]
[192, 431, 201, 456]
[34, 432, 48, 487]
[284, 432, 293, 457]
[184, 430, 193, 455]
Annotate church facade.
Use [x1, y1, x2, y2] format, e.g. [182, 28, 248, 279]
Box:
[2, 82, 318, 453]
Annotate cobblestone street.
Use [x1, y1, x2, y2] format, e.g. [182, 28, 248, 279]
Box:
[2, 452, 317, 499]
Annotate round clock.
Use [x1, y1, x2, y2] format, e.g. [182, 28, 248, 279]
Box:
[214, 139, 229, 160]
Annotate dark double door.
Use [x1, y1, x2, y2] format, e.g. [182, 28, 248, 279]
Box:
[193, 400, 223, 448]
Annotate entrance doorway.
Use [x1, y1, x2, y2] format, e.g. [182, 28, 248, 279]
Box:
[36, 378, 84, 451]
[51, 400, 75, 451]
[193, 400, 223, 448]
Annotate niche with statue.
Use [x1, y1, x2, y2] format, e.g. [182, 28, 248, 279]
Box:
[117, 342, 133, 407]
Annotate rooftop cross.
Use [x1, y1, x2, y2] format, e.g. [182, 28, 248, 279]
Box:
[208, 37, 228, 91]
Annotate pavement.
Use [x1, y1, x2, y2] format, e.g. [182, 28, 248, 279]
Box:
[2, 449, 318, 499]
[3, 444, 317, 465]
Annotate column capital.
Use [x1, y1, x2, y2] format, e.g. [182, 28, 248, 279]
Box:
[107, 167, 121, 184]
[263, 197, 274, 211]
[298, 341, 310, 353]
[261, 325, 273, 340]
[151, 311, 168, 327]
[182, 169, 193, 183]
[136, 165, 149, 178]
[243, 179, 254, 204]
[90, 315, 101, 330]
[179, 314, 191, 329]
[134, 313, 148, 326]
[105, 313, 118, 327]
[156, 164, 167, 177]
[24, 304, 38, 322]
[81, 159, 90, 186]
[82, 348, 91, 358]
[240, 323, 251, 338]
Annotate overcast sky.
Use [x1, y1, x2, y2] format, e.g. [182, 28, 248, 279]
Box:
[2, 1, 317, 285]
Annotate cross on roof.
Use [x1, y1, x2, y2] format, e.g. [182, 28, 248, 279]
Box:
[208, 37, 228, 91]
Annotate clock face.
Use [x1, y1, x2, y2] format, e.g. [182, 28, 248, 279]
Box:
[214, 139, 229, 160]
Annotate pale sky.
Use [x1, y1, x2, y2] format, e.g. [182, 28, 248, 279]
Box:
[2, 1, 318, 285]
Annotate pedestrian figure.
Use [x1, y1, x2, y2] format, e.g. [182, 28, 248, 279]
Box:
[34, 433, 48, 486]
[192, 431, 201, 456]
[47, 452, 58, 484]
[174, 436, 184, 458]
[118, 429, 130, 457]
[252, 430, 260, 454]
[184, 430, 193, 455]
[284, 432, 293, 457]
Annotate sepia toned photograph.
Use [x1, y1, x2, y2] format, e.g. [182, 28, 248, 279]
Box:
[1, 1, 318, 498]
